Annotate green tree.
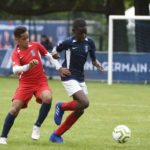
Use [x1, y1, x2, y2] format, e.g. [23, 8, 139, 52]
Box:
[134, 0, 150, 52]
[105, 0, 129, 52]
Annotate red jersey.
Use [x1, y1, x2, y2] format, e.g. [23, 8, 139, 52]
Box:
[12, 42, 48, 83]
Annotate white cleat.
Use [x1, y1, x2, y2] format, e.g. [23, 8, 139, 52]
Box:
[31, 125, 40, 140]
[0, 137, 7, 144]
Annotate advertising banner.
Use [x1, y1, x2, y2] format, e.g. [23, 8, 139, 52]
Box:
[1, 49, 149, 83]
[0, 20, 68, 51]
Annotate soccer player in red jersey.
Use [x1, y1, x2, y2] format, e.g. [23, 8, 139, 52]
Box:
[0, 26, 70, 144]
[49, 18, 104, 143]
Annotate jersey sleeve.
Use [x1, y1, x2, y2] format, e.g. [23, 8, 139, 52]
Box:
[37, 42, 48, 56]
[56, 39, 69, 52]
[11, 50, 20, 67]
[89, 39, 96, 60]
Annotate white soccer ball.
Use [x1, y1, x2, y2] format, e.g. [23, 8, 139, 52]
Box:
[112, 125, 131, 143]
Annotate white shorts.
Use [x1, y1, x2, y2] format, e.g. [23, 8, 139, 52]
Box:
[62, 79, 88, 97]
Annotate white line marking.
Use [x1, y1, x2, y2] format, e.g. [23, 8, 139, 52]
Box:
[94, 103, 150, 108]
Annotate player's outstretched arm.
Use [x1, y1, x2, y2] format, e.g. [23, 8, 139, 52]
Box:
[52, 46, 60, 59]
[45, 52, 61, 70]
[45, 52, 71, 77]
[92, 58, 104, 71]
[13, 59, 39, 74]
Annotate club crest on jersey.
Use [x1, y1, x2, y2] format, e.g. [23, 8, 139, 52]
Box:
[85, 45, 88, 53]
[30, 50, 35, 56]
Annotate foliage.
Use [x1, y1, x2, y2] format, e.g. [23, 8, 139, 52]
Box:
[125, 0, 134, 9]
[0, 0, 105, 16]
[0, 0, 135, 18]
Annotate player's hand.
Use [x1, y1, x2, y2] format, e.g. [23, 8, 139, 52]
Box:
[29, 59, 39, 69]
[97, 64, 104, 72]
[59, 67, 71, 77]
[52, 53, 60, 59]
[92, 59, 104, 72]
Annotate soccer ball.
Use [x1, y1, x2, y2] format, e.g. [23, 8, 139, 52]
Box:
[112, 125, 131, 143]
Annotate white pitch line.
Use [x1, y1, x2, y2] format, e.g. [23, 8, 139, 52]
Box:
[94, 103, 150, 108]
[0, 97, 11, 100]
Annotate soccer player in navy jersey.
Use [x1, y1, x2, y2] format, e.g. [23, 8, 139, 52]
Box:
[0, 26, 70, 144]
[49, 18, 104, 143]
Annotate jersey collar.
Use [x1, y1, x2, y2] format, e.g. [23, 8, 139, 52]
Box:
[72, 37, 88, 43]
[16, 44, 32, 52]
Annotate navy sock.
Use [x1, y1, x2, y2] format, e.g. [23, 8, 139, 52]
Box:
[35, 103, 51, 127]
[1, 113, 16, 138]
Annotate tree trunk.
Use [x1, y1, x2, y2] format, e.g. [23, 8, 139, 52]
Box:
[134, 0, 150, 52]
[106, 0, 129, 52]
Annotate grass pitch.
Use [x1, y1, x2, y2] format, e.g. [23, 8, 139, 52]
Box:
[0, 76, 150, 150]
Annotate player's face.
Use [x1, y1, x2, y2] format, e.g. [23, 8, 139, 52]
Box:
[73, 27, 87, 42]
[16, 31, 29, 50]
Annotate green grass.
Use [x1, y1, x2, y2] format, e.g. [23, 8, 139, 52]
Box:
[0, 76, 150, 150]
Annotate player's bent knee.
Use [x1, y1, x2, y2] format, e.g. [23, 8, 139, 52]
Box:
[39, 90, 52, 104]
[43, 96, 52, 104]
[83, 100, 89, 109]
[78, 100, 89, 110]
[10, 107, 20, 116]
[81, 99, 89, 109]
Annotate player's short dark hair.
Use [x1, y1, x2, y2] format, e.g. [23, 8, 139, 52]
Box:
[41, 34, 47, 38]
[14, 26, 27, 38]
[73, 18, 86, 28]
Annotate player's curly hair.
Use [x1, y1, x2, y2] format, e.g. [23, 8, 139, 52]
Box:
[73, 18, 86, 28]
[14, 26, 27, 38]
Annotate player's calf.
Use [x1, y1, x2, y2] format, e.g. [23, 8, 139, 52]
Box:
[73, 109, 84, 118]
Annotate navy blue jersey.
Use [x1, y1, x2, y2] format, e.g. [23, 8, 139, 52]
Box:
[56, 36, 96, 82]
